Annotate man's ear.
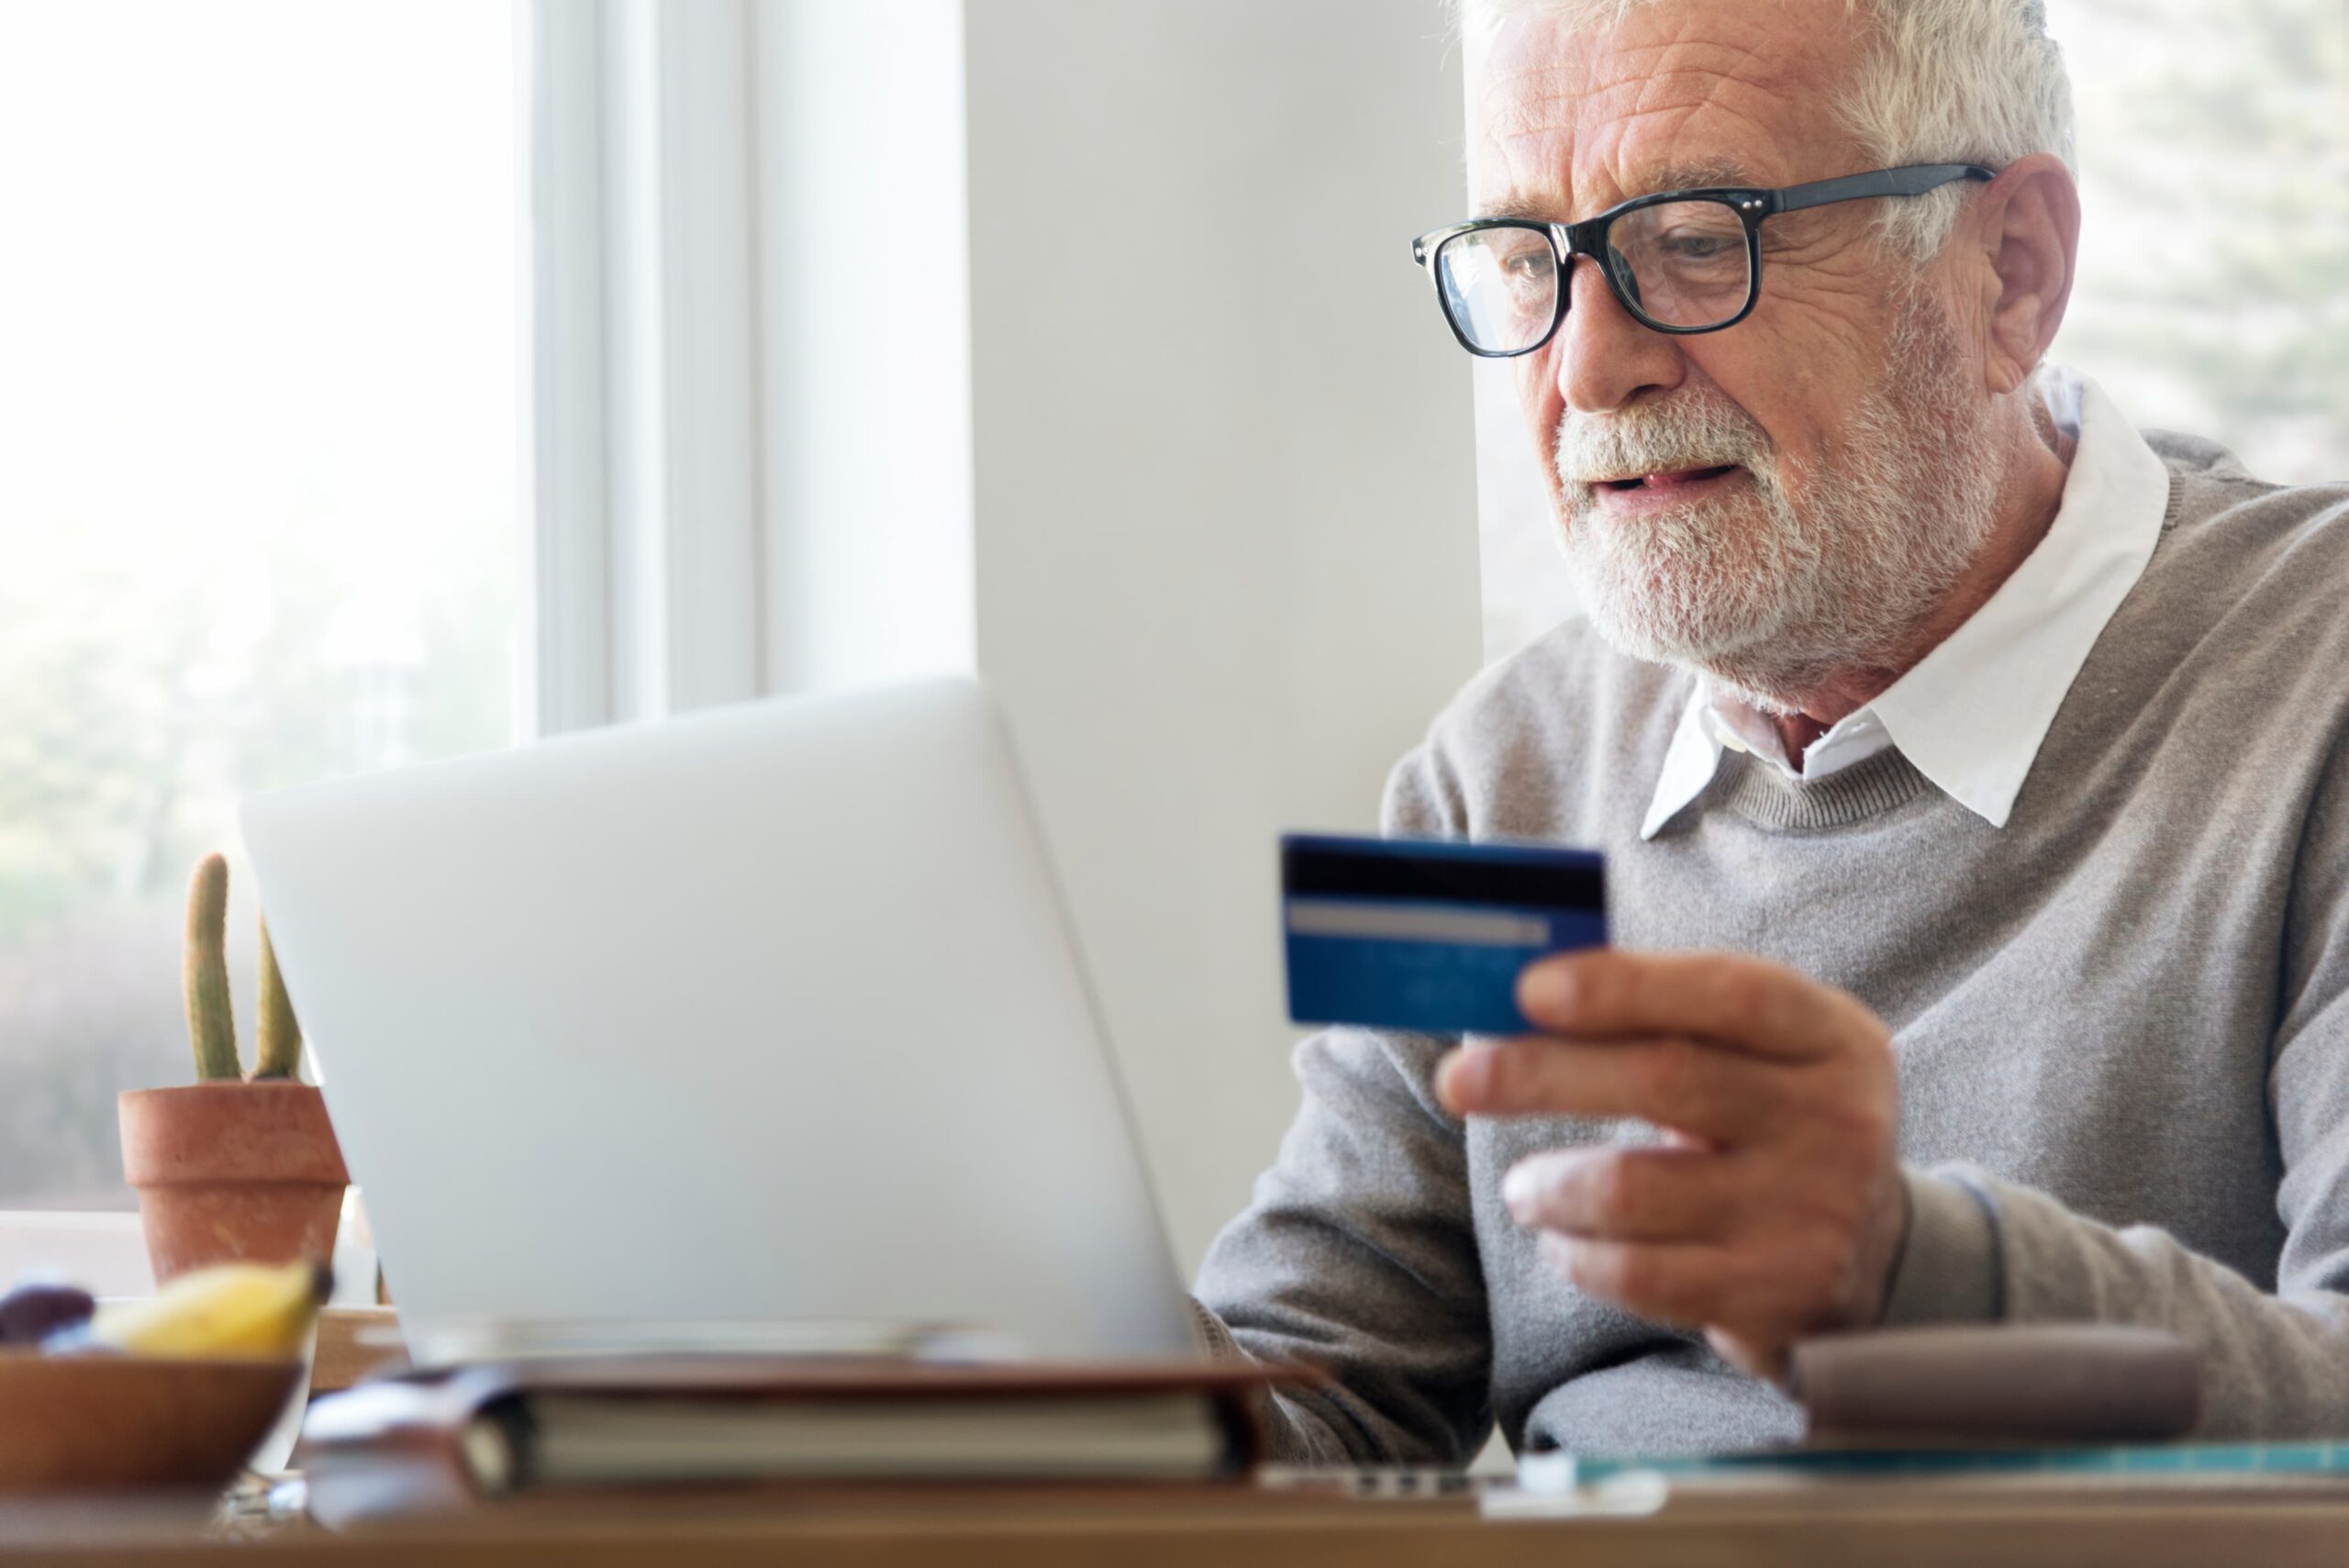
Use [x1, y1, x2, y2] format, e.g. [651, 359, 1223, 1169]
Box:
[1969, 153, 2080, 395]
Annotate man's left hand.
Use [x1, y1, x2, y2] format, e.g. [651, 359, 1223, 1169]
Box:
[1433, 951, 1909, 1381]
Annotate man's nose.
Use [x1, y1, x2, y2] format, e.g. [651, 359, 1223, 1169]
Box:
[1552, 255, 1687, 415]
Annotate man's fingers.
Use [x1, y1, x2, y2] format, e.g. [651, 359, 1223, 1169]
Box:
[1533, 1233, 1734, 1329]
[1502, 1146, 1745, 1242]
[1535, 1234, 1812, 1362]
[1437, 1035, 1798, 1140]
[1515, 950, 1882, 1062]
[1706, 1324, 1791, 1385]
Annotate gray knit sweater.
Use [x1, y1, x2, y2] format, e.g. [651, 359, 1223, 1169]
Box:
[1192, 430, 2349, 1462]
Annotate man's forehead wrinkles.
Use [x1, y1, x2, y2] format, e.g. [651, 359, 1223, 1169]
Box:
[1620, 92, 1787, 168]
[1484, 96, 1790, 221]
[1477, 71, 1594, 143]
[1582, 17, 1800, 99]
[1628, 50, 1788, 118]
[1475, 10, 1822, 143]
[1476, 56, 1589, 99]
[1477, 38, 1765, 126]
[1484, 91, 1576, 145]
[1475, 22, 1842, 226]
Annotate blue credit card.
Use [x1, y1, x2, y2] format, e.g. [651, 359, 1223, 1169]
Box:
[1281, 833, 1608, 1036]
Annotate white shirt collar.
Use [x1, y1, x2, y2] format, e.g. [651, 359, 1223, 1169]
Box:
[1640, 368, 2173, 840]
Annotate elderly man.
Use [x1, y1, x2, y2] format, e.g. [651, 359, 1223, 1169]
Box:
[1191, 0, 2349, 1461]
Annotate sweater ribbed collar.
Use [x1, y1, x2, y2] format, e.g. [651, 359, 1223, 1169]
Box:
[1708, 745, 1932, 832]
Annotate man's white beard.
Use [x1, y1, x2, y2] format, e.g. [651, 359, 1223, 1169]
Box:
[1552, 292, 2005, 714]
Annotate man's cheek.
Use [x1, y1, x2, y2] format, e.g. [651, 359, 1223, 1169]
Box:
[1534, 429, 1575, 516]
[1515, 355, 1563, 450]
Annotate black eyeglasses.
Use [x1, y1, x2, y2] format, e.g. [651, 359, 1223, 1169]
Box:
[1410, 163, 1995, 356]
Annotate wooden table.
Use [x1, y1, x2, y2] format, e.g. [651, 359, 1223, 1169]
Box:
[309, 1309, 404, 1396]
[7, 1478, 2349, 1566]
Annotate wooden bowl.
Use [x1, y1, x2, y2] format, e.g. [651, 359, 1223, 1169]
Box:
[0, 1350, 301, 1495]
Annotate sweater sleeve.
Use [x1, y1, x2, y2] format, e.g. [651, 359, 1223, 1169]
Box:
[1881, 733, 2349, 1438]
[1187, 742, 1495, 1465]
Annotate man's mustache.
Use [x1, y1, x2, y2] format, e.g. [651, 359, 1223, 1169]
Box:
[1554, 399, 1773, 490]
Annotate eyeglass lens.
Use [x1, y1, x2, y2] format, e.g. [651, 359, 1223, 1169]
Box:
[1436, 200, 1755, 352]
[1434, 226, 1559, 356]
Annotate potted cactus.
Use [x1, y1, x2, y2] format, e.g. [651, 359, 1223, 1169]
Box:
[117, 853, 350, 1285]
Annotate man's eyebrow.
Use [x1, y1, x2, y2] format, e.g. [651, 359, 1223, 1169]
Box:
[1475, 194, 1568, 221]
[1475, 160, 1765, 223]
[1642, 158, 1763, 193]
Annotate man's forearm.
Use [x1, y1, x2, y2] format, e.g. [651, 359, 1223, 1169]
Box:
[1188, 1297, 1373, 1465]
[1888, 1162, 2349, 1437]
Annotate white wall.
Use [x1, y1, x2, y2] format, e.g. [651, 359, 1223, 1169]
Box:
[742, 0, 1482, 1273]
[963, 2, 1484, 1268]
[754, 0, 976, 695]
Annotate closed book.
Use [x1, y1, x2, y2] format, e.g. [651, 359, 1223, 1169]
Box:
[296, 1356, 1310, 1527]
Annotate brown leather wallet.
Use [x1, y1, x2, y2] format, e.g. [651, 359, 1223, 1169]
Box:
[1788, 1325, 2200, 1444]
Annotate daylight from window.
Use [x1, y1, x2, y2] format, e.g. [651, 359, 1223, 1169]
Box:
[0, 1, 521, 1207]
[2054, 0, 2347, 483]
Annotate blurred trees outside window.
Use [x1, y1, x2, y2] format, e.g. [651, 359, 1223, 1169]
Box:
[2055, 0, 2348, 482]
[0, 0, 520, 1207]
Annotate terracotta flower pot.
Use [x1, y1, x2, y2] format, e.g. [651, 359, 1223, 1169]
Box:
[118, 1083, 350, 1287]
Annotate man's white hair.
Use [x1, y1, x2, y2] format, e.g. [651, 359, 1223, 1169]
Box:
[1458, 0, 2076, 262]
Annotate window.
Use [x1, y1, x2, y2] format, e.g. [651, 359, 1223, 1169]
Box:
[0, 1, 522, 1207]
[1475, 0, 2349, 660]
[2053, 0, 2347, 482]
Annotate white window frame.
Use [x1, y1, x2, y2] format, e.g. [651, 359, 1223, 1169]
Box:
[523, 0, 766, 734]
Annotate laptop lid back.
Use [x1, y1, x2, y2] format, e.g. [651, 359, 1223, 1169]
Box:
[241, 677, 1195, 1363]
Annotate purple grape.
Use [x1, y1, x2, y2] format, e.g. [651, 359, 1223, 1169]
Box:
[0, 1284, 96, 1347]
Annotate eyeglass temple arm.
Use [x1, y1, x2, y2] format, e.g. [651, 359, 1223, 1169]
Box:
[1772, 162, 1997, 215]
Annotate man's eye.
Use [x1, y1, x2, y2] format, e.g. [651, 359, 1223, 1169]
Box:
[1660, 232, 1738, 261]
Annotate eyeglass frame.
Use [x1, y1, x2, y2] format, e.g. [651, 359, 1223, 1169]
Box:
[1410, 162, 1998, 356]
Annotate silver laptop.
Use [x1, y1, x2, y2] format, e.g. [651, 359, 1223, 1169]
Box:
[241, 676, 1197, 1366]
